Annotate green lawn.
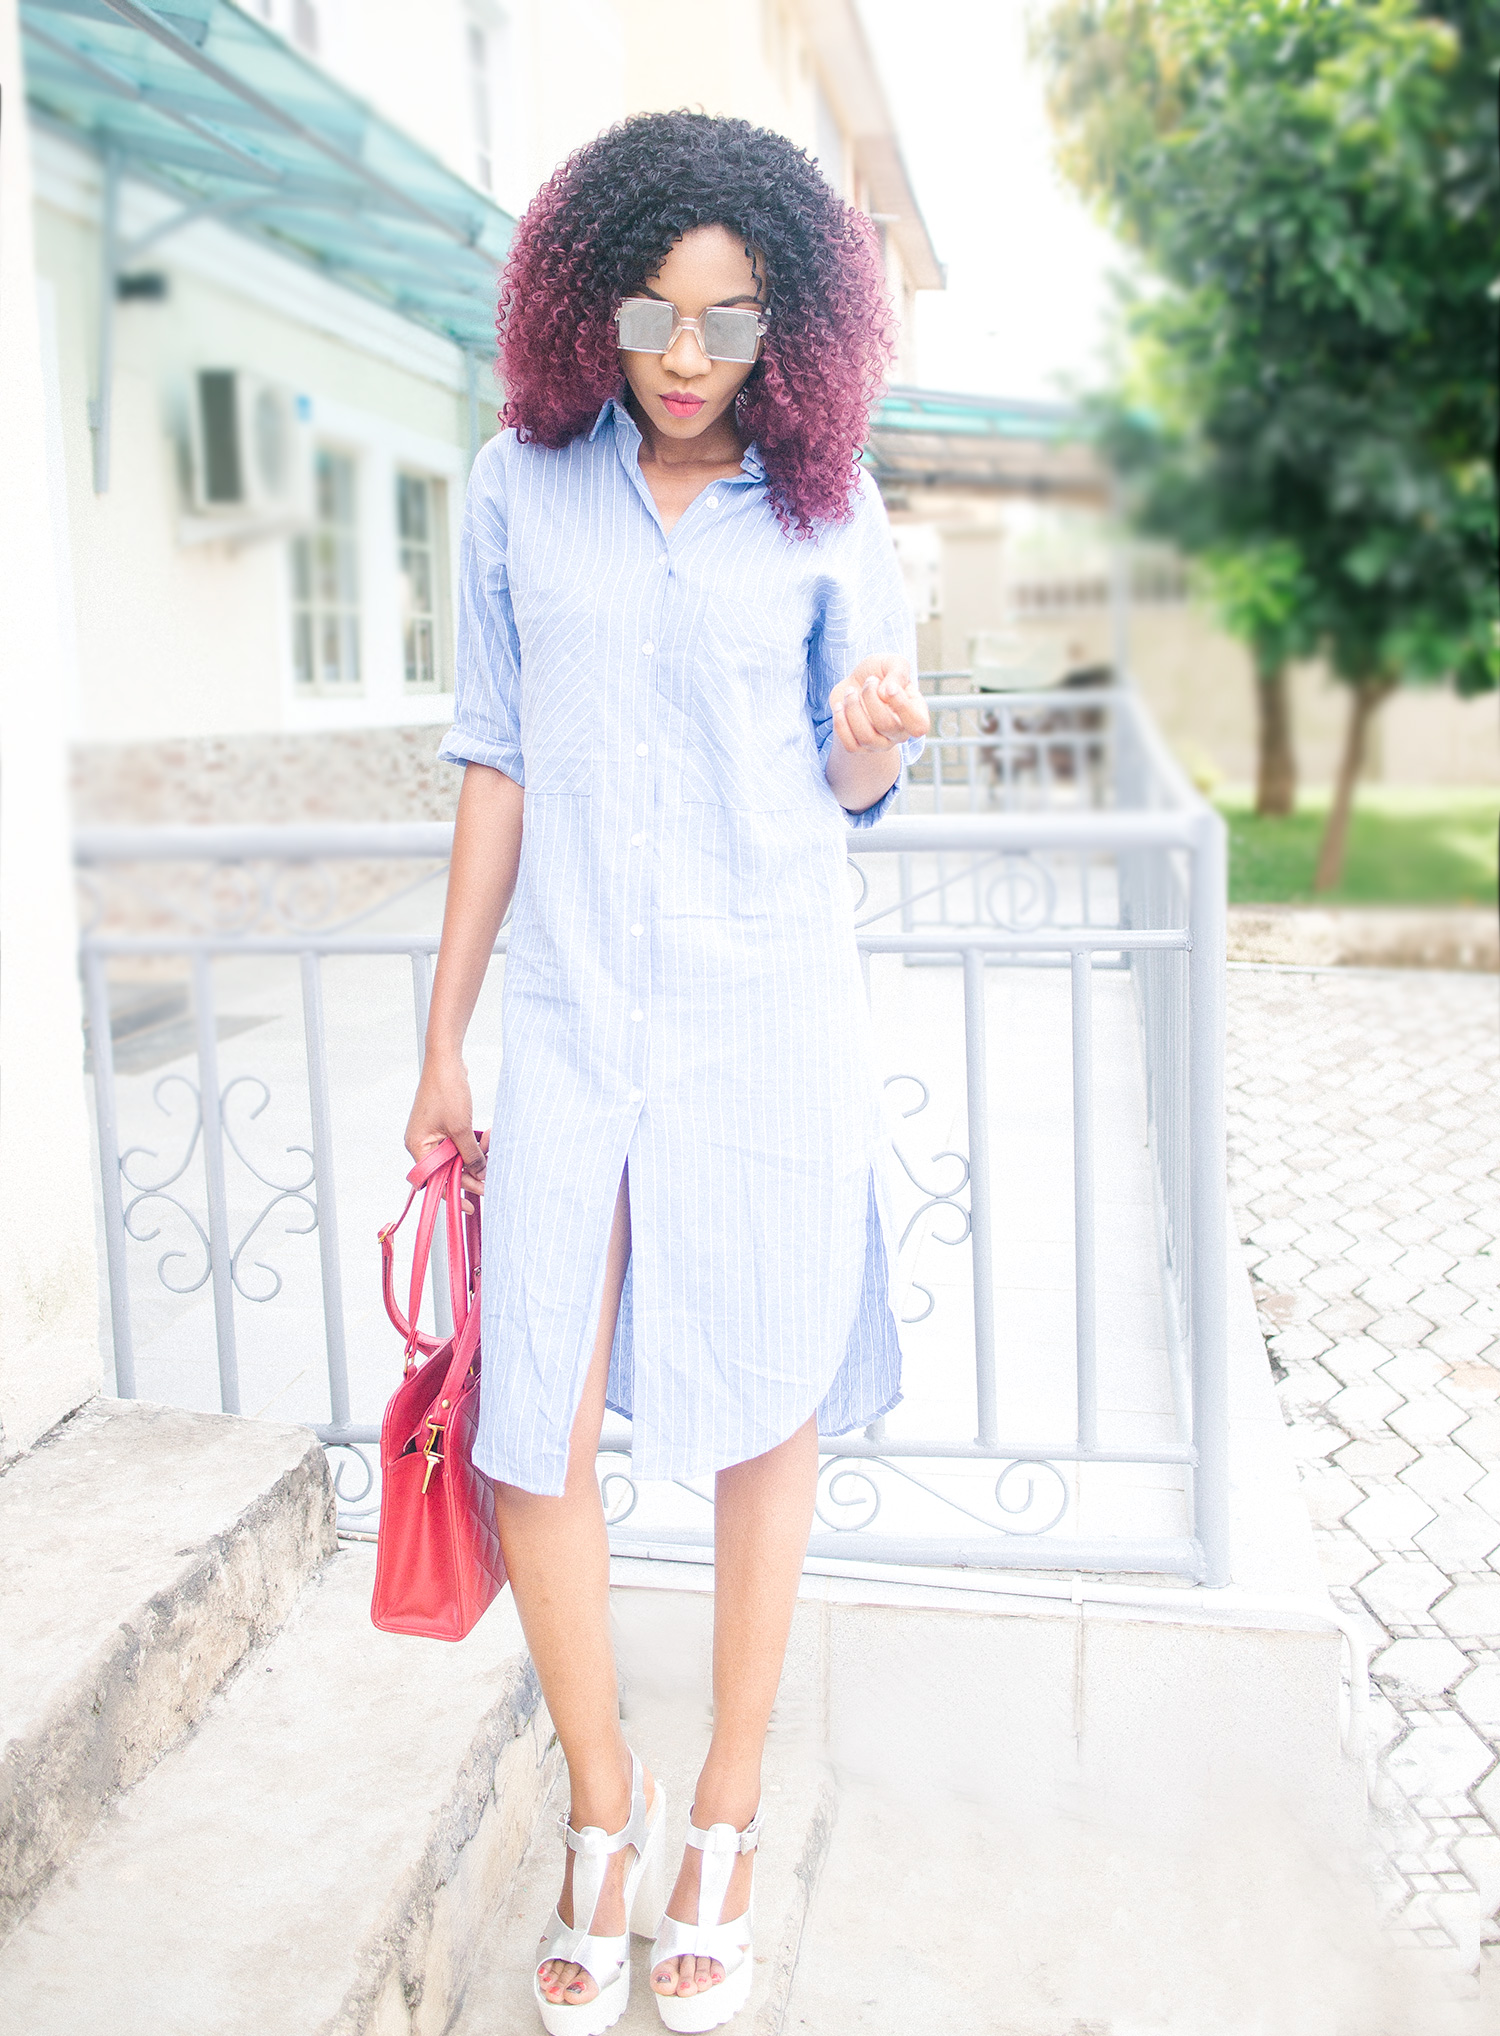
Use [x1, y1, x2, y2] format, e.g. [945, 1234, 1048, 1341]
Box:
[1215, 786, 1499, 906]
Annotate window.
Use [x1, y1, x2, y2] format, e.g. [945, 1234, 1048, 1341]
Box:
[467, 22, 493, 191]
[813, 81, 845, 193]
[397, 472, 448, 692]
[291, 450, 361, 692]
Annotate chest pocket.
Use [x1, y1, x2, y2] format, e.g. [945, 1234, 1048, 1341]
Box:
[678, 588, 819, 814]
[507, 562, 615, 799]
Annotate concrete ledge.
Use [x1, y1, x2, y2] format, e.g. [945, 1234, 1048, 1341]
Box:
[0, 1545, 554, 2034]
[1228, 904, 1499, 973]
[0, 1397, 335, 1940]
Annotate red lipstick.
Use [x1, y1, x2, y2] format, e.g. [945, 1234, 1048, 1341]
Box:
[661, 392, 705, 418]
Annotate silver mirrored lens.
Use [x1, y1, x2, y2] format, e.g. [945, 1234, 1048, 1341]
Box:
[616, 299, 676, 352]
[702, 308, 761, 363]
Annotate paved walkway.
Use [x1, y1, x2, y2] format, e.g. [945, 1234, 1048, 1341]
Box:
[1226, 964, 1500, 2005]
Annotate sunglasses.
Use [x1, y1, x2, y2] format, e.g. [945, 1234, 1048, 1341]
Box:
[615, 296, 767, 365]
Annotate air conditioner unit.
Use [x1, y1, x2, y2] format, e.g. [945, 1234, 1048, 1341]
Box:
[188, 370, 314, 524]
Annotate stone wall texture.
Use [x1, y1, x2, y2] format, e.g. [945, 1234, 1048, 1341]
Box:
[71, 726, 461, 828]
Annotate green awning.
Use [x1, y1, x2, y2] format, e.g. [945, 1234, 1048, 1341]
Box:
[22, 0, 515, 352]
[869, 385, 1103, 497]
[872, 387, 1077, 442]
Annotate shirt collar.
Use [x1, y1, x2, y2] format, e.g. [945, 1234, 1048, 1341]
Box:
[591, 394, 764, 484]
[588, 396, 623, 442]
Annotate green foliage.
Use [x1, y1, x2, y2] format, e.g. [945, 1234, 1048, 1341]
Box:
[1217, 785, 1500, 905]
[1196, 541, 1315, 678]
[1039, 0, 1499, 697]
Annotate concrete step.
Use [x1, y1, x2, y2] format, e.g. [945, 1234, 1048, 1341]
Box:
[450, 1583, 833, 2036]
[782, 1770, 1451, 2036]
[0, 1396, 334, 1939]
[0, 1542, 555, 2034]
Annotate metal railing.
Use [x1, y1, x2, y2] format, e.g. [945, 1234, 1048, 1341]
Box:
[75, 682, 1229, 1582]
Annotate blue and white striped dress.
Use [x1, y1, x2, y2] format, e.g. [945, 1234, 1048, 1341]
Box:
[440, 398, 921, 1496]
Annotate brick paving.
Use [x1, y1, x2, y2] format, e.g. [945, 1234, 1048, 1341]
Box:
[1227, 964, 1500, 1999]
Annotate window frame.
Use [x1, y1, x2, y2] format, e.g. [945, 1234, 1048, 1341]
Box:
[395, 468, 451, 697]
[290, 442, 365, 699]
[279, 396, 466, 732]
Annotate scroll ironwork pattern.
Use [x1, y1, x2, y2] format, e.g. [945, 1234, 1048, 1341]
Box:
[884, 1073, 970, 1327]
[119, 1067, 320, 1305]
[815, 1453, 1070, 1538]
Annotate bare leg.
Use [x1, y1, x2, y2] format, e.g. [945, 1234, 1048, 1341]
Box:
[494, 1168, 650, 2010]
[652, 1414, 819, 2000]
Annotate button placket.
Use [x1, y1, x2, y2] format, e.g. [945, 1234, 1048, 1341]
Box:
[627, 573, 664, 1111]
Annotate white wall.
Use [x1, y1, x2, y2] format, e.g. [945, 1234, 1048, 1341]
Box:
[34, 133, 476, 744]
[0, 0, 103, 1454]
[255, 0, 626, 218]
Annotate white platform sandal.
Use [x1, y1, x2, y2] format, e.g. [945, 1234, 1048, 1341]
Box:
[650, 1804, 761, 2033]
[533, 1753, 669, 2036]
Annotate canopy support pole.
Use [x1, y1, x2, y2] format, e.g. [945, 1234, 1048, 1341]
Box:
[88, 148, 121, 494]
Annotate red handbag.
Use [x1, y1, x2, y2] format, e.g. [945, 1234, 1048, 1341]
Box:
[370, 1138, 507, 1641]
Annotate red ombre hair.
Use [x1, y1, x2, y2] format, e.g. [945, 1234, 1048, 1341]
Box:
[495, 111, 897, 537]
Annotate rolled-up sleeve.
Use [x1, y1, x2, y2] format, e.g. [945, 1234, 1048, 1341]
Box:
[805, 471, 923, 827]
[437, 436, 525, 785]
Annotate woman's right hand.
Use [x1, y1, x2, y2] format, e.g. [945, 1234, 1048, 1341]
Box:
[405, 1050, 487, 1206]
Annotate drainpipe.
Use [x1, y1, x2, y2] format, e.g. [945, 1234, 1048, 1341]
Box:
[465, 349, 480, 474]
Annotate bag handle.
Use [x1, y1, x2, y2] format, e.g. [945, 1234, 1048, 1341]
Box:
[416, 1290, 485, 1492]
[380, 1138, 483, 1363]
[380, 1189, 439, 1358]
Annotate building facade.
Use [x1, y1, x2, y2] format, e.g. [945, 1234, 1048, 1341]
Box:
[26, 0, 941, 792]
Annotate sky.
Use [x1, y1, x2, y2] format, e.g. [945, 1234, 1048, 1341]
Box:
[856, 0, 1128, 402]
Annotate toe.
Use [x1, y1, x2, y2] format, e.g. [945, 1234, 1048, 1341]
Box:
[540, 1959, 577, 2000]
[563, 1961, 597, 2002]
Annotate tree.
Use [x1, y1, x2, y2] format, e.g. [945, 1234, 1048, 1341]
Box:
[1090, 400, 1318, 814]
[1200, 543, 1314, 817]
[1038, 0, 1499, 884]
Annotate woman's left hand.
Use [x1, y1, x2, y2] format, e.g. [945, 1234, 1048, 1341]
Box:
[830, 655, 931, 754]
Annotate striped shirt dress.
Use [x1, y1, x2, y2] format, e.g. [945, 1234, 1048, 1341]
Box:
[439, 398, 923, 1496]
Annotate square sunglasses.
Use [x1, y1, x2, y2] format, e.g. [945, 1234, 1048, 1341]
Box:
[615, 296, 766, 365]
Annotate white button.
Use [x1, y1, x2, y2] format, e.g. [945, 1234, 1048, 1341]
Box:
[631, 923, 643, 936]
[631, 1009, 644, 1022]
[631, 832, 644, 846]
[706, 492, 718, 509]
[629, 1088, 643, 1103]
[635, 742, 648, 757]
[641, 641, 655, 655]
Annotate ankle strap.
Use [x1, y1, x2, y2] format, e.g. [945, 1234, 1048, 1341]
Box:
[679, 1803, 762, 1942]
[562, 1751, 649, 1858]
[685, 1803, 762, 1856]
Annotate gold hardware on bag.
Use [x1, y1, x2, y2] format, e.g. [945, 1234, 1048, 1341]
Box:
[421, 1418, 444, 1492]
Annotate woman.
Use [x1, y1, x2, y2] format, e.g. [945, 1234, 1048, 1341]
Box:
[405, 110, 928, 2035]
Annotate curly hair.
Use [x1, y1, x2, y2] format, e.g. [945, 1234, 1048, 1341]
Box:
[495, 111, 896, 536]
